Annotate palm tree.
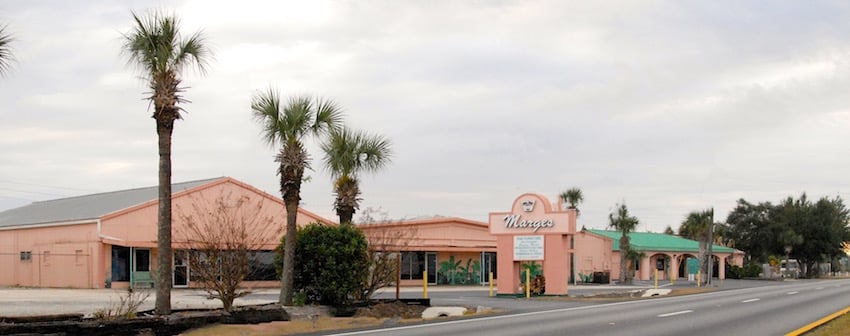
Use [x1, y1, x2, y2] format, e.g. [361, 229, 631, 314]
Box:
[251, 89, 343, 305]
[0, 24, 14, 76]
[679, 209, 713, 282]
[608, 202, 639, 284]
[559, 187, 583, 214]
[321, 127, 392, 225]
[122, 11, 210, 315]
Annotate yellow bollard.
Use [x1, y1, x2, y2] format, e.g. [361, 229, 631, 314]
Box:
[525, 269, 531, 299]
[697, 270, 701, 288]
[423, 271, 428, 299]
[655, 269, 658, 289]
[489, 272, 494, 297]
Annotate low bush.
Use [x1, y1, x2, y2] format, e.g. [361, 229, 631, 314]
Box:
[278, 223, 370, 306]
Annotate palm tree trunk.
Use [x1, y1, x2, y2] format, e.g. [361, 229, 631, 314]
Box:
[155, 121, 173, 315]
[619, 236, 628, 284]
[339, 209, 354, 225]
[280, 199, 298, 305]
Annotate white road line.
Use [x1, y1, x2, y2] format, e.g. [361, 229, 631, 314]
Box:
[741, 298, 760, 303]
[816, 287, 824, 290]
[657, 310, 693, 317]
[786, 291, 799, 295]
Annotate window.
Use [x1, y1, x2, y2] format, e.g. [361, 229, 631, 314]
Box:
[400, 252, 425, 280]
[19, 251, 31, 262]
[111, 246, 130, 281]
[246, 250, 277, 281]
[135, 249, 150, 272]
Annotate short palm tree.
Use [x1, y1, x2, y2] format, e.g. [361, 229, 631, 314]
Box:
[559, 187, 583, 213]
[321, 127, 392, 225]
[251, 89, 343, 305]
[608, 203, 639, 284]
[0, 24, 14, 76]
[122, 11, 210, 315]
[679, 209, 713, 281]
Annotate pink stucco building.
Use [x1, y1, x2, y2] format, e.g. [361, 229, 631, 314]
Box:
[0, 178, 743, 293]
[0, 177, 331, 289]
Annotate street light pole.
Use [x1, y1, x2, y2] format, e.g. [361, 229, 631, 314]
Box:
[706, 208, 714, 285]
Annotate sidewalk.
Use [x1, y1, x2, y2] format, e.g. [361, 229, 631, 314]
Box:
[0, 286, 491, 317]
[0, 288, 279, 317]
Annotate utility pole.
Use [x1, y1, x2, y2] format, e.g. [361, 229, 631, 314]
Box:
[706, 208, 714, 285]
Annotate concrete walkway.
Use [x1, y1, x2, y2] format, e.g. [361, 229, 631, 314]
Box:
[0, 288, 280, 317]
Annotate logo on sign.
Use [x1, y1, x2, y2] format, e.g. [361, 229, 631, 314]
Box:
[521, 200, 536, 212]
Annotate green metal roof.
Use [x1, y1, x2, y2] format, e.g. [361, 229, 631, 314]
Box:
[587, 229, 737, 253]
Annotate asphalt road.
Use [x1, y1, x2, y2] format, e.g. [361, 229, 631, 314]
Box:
[327, 279, 850, 336]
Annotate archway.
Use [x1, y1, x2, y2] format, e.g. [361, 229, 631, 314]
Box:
[678, 254, 698, 278]
[649, 253, 671, 281]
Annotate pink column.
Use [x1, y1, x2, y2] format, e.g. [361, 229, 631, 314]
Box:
[640, 256, 651, 281]
[542, 234, 569, 295]
[719, 256, 726, 280]
[669, 254, 678, 281]
[496, 236, 518, 294]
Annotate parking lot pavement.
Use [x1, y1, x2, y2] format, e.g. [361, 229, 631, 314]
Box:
[0, 279, 790, 317]
[0, 288, 279, 317]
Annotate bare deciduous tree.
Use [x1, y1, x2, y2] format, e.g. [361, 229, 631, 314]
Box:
[356, 207, 417, 301]
[176, 192, 280, 311]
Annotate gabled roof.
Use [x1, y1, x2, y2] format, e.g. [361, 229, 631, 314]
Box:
[587, 229, 738, 254]
[0, 177, 225, 228]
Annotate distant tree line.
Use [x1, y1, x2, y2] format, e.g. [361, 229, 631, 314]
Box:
[723, 194, 850, 277]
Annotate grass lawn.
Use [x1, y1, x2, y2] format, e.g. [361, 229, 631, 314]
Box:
[806, 311, 850, 336]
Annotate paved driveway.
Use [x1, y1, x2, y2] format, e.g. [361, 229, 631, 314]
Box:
[0, 279, 788, 317]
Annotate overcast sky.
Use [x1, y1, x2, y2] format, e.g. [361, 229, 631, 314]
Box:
[1, 1, 849, 232]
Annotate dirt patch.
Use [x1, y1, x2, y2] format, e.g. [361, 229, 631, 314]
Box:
[182, 302, 430, 336]
[354, 301, 427, 319]
[181, 317, 392, 336]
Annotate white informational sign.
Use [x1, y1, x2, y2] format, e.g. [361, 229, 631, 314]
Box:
[514, 235, 544, 261]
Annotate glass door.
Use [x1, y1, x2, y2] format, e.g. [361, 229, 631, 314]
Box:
[131, 248, 153, 288]
[173, 250, 189, 287]
[481, 252, 497, 284]
[426, 252, 437, 285]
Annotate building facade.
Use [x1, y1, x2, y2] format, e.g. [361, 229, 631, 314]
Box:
[0, 180, 744, 292]
[0, 177, 332, 289]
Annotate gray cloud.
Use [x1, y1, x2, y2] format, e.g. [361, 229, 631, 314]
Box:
[2, 1, 849, 233]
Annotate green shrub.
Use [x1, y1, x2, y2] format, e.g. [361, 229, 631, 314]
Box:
[743, 263, 762, 277]
[726, 262, 763, 279]
[726, 264, 744, 279]
[277, 223, 370, 306]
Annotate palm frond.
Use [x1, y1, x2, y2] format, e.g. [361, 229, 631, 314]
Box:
[281, 95, 313, 141]
[121, 10, 210, 85]
[175, 30, 210, 74]
[609, 203, 638, 233]
[250, 88, 284, 146]
[357, 131, 392, 173]
[312, 97, 344, 135]
[0, 24, 14, 76]
[321, 127, 392, 179]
